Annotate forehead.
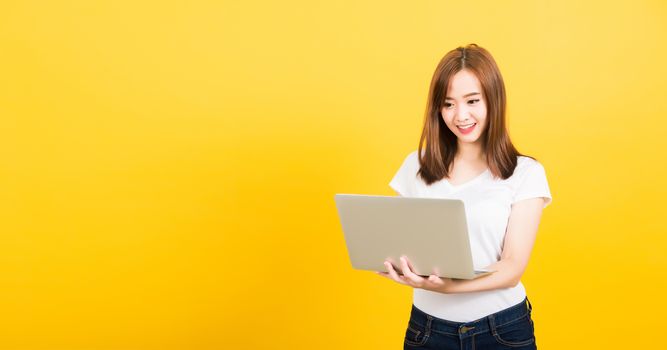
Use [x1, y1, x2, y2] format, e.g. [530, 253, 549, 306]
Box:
[446, 69, 482, 98]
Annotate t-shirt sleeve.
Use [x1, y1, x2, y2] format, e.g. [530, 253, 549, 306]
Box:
[512, 161, 553, 208]
[389, 151, 418, 197]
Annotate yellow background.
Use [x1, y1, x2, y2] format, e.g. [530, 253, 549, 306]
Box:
[1, 0, 666, 349]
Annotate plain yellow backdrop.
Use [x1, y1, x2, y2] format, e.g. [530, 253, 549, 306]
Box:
[1, 0, 666, 349]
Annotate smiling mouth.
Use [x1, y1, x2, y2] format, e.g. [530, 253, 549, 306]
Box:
[457, 123, 476, 134]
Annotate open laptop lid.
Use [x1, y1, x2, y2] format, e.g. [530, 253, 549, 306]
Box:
[334, 194, 494, 279]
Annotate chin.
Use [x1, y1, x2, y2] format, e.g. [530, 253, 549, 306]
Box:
[458, 135, 482, 143]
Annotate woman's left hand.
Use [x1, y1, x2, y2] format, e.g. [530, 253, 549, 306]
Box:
[377, 255, 451, 293]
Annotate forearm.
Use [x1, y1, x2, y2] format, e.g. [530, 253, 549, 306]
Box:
[438, 259, 522, 294]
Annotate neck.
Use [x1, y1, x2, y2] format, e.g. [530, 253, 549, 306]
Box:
[456, 140, 485, 163]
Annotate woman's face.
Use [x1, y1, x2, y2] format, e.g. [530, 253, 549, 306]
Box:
[440, 69, 488, 145]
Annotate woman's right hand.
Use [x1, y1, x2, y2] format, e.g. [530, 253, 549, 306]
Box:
[376, 256, 450, 293]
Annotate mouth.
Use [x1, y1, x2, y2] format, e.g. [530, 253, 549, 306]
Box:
[456, 123, 476, 135]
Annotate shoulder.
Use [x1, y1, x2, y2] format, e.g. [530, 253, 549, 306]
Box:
[407, 149, 420, 161]
[511, 156, 547, 180]
[510, 156, 552, 206]
[393, 150, 426, 180]
[516, 155, 545, 171]
[401, 150, 422, 169]
[390, 150, 424, 196]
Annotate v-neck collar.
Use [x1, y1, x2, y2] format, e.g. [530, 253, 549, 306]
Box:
[442, 168, 490, 191]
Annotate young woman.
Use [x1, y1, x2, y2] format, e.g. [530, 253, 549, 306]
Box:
[378, 44, 552, 349]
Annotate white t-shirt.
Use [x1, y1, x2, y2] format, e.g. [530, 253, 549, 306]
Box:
[388, 150, 552, 322]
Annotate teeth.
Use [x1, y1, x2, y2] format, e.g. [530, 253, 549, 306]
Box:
[458, 123, 475, 129]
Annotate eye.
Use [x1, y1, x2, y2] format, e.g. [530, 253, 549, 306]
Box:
[443, 103, 453, 109]
[468, 99, 480, 104]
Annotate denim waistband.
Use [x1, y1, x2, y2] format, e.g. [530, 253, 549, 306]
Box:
[408, 297, 533, 339]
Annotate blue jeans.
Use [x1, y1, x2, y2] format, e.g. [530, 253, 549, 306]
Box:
[404, 297, 536, 349]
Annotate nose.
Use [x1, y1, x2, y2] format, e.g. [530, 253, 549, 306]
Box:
[454, 105, 471, 123]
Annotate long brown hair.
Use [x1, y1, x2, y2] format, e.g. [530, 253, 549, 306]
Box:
[417, 43, 531, 185]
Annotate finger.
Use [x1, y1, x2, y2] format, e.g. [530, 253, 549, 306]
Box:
[385, 261, 407, 285]
[387, 261, 412, 285]
[376, 271, 392, 280]
[400, 256, 423, 285]
[428, 274, 444, 285]
[404, 256, 417, 271]
[404, 257, 427, 282]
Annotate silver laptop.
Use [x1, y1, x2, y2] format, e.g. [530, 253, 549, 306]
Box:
[334, 194, 495, 280]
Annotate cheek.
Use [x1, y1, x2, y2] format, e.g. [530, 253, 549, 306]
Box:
[477, 117, 489, 133]
[479, 104, 488, 117]
[441, 110, 454, 124]
[473, 106, 487, 123]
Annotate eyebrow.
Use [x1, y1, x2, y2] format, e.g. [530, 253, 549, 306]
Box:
[445, 92, 481, 100]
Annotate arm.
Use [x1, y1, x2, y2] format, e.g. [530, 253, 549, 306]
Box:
[379, 197, 546, 293]
[440, 197, 546, 293]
